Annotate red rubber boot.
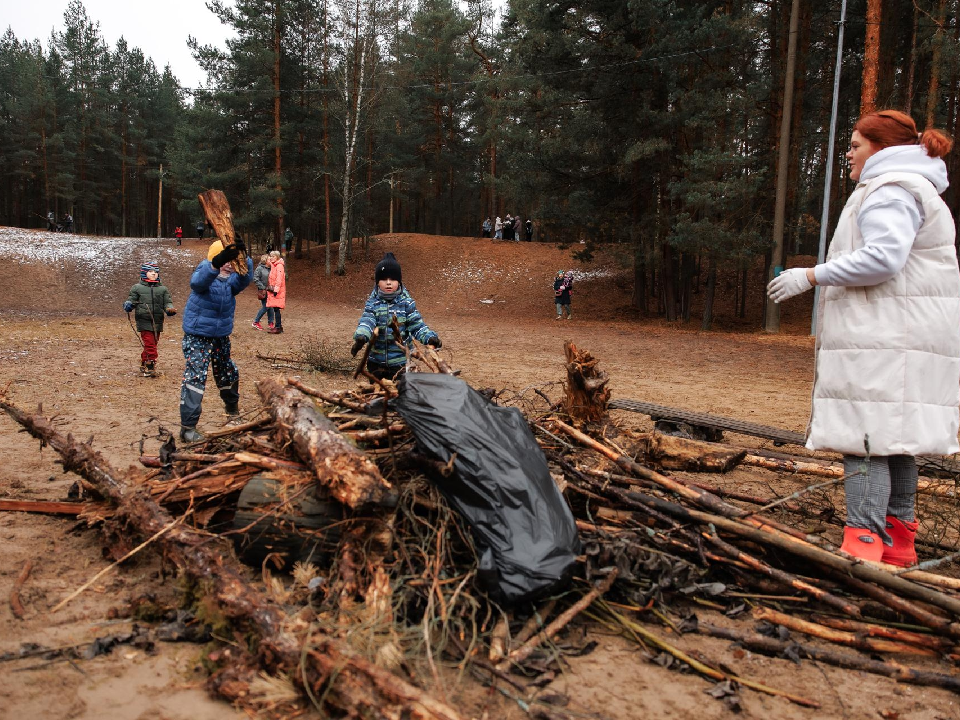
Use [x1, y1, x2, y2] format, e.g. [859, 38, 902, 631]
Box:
[840, 527, 884, 562]
[882, 516, 918, 567]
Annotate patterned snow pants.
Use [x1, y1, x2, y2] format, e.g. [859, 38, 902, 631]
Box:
[843, 455, 918, 544]
[179, 334, 240, 429]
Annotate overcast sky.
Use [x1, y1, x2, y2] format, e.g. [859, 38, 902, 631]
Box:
[4, 0, 235, 89]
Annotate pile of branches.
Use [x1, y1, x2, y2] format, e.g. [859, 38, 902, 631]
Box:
[5, 341, 960, 717]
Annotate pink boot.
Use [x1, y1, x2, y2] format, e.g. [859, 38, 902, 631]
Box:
[840, 527, 884, 563]
[882, 516, 918, 567]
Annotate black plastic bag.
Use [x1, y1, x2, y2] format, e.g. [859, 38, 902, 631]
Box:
[394, 373, 580, 604]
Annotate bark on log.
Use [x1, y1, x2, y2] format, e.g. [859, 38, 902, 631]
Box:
[257, 378, 396, 509]
[197, 189, 247, 275]
[0, 396, 463, 720]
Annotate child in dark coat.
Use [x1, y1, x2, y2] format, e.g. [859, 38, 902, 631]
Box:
[124, 262, 176, 377]
[351, 253, 441, 380]
[554, 270, 573, 320]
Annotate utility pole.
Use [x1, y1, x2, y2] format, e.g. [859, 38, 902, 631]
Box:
[156, 164, 163, 239]
[764, 0, 800, 333]
[812, 0, 849, 335]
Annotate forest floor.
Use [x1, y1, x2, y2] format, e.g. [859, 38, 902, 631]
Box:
[1, 227, 958, 720]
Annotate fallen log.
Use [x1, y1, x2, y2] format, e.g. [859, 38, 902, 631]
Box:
[699, 623, 960, 693]
[257, 378, 396, 509]
[0, 395, 464, 720]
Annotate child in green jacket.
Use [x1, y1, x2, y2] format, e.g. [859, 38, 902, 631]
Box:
[124, 262, 176, 377]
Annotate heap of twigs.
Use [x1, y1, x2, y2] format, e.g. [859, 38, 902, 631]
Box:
[6, 339, 960, 717]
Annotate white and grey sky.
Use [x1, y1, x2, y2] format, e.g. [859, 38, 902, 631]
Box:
[3, 0, 235, 89]
[3, 0, 507, 90]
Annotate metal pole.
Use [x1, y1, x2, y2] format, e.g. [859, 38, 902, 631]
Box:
[811, 0, 848, 336]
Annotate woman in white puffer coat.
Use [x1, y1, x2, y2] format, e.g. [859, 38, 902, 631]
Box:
[767, 110, 959, 566]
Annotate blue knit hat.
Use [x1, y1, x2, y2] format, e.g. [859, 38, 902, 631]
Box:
[140, 262, 160, 281]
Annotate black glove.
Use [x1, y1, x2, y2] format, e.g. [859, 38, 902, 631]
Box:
[165, 308, 177, 316]
[350, 337, 367, 357]
[211, 244, 241, 269]
[234, 236, 246, 254]
[427, 335, 442, 349]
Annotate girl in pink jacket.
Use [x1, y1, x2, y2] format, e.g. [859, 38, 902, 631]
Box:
[266, 250, 286, 334]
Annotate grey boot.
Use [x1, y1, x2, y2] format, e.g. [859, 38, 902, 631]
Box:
[180, 426, 204, 443]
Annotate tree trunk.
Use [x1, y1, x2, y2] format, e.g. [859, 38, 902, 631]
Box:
[925, 0, 948, 127]
[861, 0, 881, 113]
[701, 253, 717, 331]
[274, 1, 285, 249]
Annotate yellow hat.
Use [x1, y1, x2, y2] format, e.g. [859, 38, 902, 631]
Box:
[207, 240, 224, 261]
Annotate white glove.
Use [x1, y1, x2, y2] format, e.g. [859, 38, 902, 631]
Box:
[767, 268, 813, 303]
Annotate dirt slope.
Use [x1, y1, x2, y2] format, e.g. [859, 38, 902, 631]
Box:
[1, 227, 951, 720]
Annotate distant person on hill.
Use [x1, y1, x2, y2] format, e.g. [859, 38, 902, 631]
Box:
[525, 218, 533, 242]
[494, 216, 503, 240]
[284, 226, 294, 253]
[62, 213, 73, 233]
[196, 220, 205, 239]
[46, 211, 56, 231]
[554, 270, 573, 320]
[482, 217, 492, 238]
[513, 215, 522, 242]
[767, 109, 959, 566]
[175, 226, 183, 245]
[266, 250, 286, 334]
[502, 214, 513, 241]
[351, 252, 441, 380]
[252, 253, 272, 330]
[178, 238, 253, 443]
[123, 262, 176, 378]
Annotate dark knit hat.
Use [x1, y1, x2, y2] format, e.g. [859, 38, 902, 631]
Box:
[140, 262, 160, 281]
[375, 252, 402, 285]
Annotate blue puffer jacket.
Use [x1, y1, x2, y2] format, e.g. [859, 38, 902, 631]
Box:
[354, 287, 438, 369]
[181, 258, 254, 338]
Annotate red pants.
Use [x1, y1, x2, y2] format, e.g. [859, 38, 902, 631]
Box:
[140, 331, 159, 363]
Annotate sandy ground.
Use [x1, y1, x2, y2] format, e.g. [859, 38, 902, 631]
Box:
[1, 228, 959, 720]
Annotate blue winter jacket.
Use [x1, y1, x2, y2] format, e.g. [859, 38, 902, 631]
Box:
[181, 258, 254, 338]
[354, 287, 438, 369]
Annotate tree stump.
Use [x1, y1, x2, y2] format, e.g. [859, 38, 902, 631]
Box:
[563, 341, 611, 425]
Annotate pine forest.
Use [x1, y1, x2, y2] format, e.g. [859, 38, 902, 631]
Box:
[1, 0, 958, 327]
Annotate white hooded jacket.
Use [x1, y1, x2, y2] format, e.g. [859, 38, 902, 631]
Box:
[807, 144, 960, 456]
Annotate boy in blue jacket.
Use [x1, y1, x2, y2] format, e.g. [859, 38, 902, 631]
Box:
[351, 252, 440, 380]
[178, 239, 253, 443]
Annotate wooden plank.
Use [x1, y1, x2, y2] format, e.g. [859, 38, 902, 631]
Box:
[608, 399, 807, 446]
